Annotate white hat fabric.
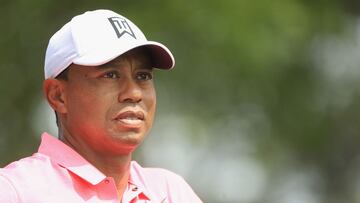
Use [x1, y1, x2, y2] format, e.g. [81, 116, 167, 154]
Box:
[44, 9, 175, 79]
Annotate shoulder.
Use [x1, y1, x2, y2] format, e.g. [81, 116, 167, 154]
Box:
[1, 153, 51, 178]
[131, 161, 203, 203]
[131, 161, 186, 184]
[0, 156, 41, 203]
[0, 153, 54, 200]
[144, 167, 188, 186]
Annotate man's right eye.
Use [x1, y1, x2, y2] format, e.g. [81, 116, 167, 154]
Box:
[103, 71, 119, 79]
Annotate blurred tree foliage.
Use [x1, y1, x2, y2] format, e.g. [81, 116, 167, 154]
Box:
[1, 0, 360, 202]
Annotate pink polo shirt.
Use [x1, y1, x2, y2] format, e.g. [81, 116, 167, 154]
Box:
[0, 133, 202, 203]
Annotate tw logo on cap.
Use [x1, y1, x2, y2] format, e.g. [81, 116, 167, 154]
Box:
[108, 17, 136, 39]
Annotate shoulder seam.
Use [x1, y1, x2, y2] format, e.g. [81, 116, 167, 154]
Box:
[0, 173, 21, 203]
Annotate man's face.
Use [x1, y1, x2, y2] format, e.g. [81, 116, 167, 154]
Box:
[61, 49, 156, 155]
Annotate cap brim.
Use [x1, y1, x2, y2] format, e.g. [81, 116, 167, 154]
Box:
[73, 41, 175, 69]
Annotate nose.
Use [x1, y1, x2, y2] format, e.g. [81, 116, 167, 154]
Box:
[118, 78, 142, 103]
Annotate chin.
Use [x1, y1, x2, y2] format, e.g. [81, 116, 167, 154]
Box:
[111, 131, 146, 145]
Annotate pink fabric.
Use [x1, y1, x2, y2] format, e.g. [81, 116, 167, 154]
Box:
[0, 133, 202, 203]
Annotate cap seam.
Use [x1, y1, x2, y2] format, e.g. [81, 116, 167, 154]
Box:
[69, 18, 82, 58]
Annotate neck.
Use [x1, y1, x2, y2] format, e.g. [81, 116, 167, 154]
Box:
[58, 129, 131, 200]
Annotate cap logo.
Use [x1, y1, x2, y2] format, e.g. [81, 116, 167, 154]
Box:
[108, 17, 136, 39]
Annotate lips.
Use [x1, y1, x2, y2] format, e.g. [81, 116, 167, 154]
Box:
[114, 111, 145, 127]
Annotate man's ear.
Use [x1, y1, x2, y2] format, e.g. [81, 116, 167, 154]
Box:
[43, 79, 67, 114]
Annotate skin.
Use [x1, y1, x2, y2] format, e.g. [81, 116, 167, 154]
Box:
[43, 48, 156, 200]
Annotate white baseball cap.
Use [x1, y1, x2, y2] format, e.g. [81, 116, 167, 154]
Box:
[44, 9, 175, 79]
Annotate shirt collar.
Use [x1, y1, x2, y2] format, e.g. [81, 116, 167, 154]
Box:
[38, 133, 154, 201]
[38, 132, 106, 185]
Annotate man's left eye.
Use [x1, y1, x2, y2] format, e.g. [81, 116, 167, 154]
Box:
[136, 72, 153, 81]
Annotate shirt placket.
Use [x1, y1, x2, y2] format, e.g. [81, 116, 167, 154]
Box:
[122, 183, 149, 203]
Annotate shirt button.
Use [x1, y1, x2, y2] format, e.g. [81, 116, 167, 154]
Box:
[104, 179, 110, 184]
[132, 186, 138, 191]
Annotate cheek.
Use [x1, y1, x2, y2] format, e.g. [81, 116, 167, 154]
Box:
[66, 86, 110, 122]
[146, 88, 156, 110]
[144, 89, 157, 123]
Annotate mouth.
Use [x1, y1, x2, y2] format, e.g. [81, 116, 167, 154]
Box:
[113, 110, 145, 127]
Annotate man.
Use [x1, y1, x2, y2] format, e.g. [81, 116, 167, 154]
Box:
[0, 9, 202, 203]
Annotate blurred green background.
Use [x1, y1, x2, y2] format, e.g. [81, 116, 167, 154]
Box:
[1, 0, 360, 202]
